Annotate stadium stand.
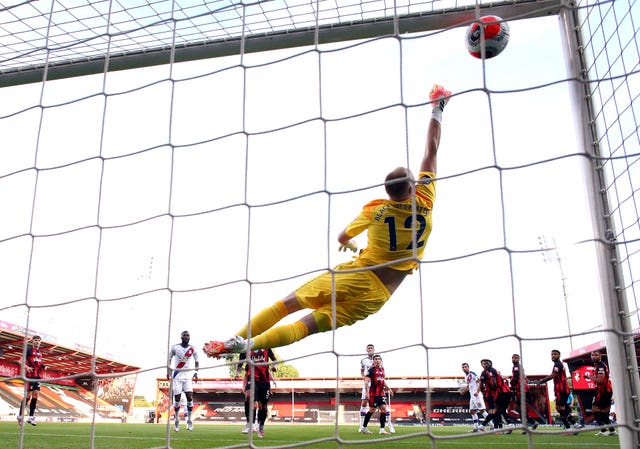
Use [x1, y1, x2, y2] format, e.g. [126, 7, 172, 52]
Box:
[153, 377, 551, 426]
[0, 321, 139, 421]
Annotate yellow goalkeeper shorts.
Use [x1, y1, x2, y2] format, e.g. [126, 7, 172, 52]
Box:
[295, 261, 391, 328]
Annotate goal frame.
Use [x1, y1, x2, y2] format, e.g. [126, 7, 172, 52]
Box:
[2, 1, 638, 447]
[0, 0, 562, 88]
[559, 3, 640, 448]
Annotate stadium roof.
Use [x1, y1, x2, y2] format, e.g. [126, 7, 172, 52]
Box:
[0, 327, 140, 377]
[564, 331, 640, 366]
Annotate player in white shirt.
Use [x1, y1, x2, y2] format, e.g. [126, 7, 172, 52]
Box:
[359, 344, 395, 433]
[460, 362, 489, 431]
[167, 331, 199, 432]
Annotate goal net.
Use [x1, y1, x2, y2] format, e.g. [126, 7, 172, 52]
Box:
[1, 0, 638, 447]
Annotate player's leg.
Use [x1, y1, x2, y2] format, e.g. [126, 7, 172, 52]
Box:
[204, 268, 387, 355]
[256, 383, 269, 438]
[492, 407, 503, 430]
[250, 316, 314, 349]
[237, 294, 299, 339]
[557, 392, 576, 430]
[360, 396, 374, 434]
[593, 405, 608, 434]
[477, 397, 489, 430]
[27, 385, 40, 425]
[253, 401, 259, 432]
[386, 392, 395, 433]
[242, 388, 252, 433]
[378, 403, 389, 434]
[481, 410, 493, 428]
[361, 409, 374, 434]
[600, 393, 615, 434]
[604, 394, 616, 434]
[359, 394, 368, 431]
[497, 393, 513, 432]
[17, 390, 29, 426]
[482, 397, 496, 430]
[19, 392, 29, 416]
[470, 397, 484, 430]
[385, 410, 394, 432]
[557, 404, 573, 429]
[172, 380, 183, 432]
[476, 409, 489, 431]
[184, 390, 194, 431]
[593, 393, 615, 435]
[250, 267, 382, 349]
[470, 407, 480, 431]
[525, 398, 540, 430]
[257, 403, 267, 437]
[203, 292, 308, 356]
[173, 394, 181, 431]
[517, 394, 526, 427]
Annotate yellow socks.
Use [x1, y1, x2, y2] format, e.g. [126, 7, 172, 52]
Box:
[236, 300, 332, 349]
[237, 300, 288, 339]
[252, 321, 309, 349]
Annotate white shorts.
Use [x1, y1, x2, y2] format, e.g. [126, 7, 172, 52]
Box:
[469, 394, 486, 411]
[361, 386, 368, 401]
[172, 377, 193, 397]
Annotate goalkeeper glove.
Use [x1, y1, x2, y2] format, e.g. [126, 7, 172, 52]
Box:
[429, 84, 451, 124]
[339, 240, 357, 253]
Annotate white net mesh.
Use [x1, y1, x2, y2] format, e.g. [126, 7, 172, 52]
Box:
[1, 0, 638, 447]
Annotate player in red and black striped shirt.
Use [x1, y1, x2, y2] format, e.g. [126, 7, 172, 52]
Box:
[18, 335, 44, 427]
[360, 354, 394, 435]
[239, 348, 278, 438]
[589, 350, 616, 436]
[536, 349, 578, 431]
[479, 359, 499, 430]
[479, 359, 513, 432]
[495, 369, 515, 431]
[511, 353, 538, 431]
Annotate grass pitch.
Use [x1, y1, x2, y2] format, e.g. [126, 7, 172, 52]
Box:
[1, 422, 622, 449]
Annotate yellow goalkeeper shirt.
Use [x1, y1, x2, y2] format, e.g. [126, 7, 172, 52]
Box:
[344, 171, 436, 272]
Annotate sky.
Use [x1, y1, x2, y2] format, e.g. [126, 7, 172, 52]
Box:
[0, 13, 613, 400]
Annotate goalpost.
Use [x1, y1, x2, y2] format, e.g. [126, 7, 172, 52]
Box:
[1, 1, 638, 448]
[558, 3, 640, 448]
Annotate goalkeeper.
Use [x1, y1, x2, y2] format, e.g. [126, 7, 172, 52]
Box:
[204, 84, 451, 358]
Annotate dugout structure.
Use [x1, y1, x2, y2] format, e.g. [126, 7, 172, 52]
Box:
[563, 331, 640, 427]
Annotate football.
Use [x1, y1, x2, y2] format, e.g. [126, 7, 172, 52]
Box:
[465, 15, 510, 59]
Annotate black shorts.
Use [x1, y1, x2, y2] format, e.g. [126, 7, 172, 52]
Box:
[369, 394, 388, 408]
[593, 391, 613, 409]
[245, 381, 271, 404]
[28, 381, 41, 392]
[496, 392, 512, 410]
[555, 391, 570, 407]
